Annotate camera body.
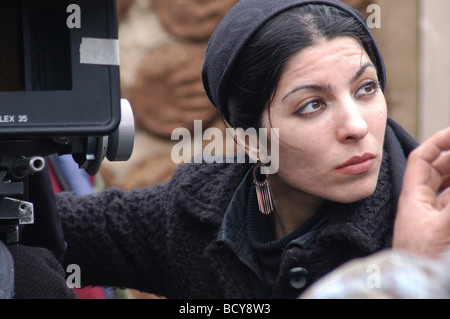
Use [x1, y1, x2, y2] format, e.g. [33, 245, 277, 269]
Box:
[0, 0, 134, 170]
[0, 0, 134, 243]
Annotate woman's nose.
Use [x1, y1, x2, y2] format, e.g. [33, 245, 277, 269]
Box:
[336, 98, 369, 143]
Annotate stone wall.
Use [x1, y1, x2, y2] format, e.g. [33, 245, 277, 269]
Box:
[372, 0, 419, 139]
[418, 0, 450, 141]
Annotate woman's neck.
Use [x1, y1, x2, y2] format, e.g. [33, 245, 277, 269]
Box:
[269, 174, 325, 238]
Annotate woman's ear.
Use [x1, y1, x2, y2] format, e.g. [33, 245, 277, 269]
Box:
[234, 128, 260, 163]
[230, 125, 279, 173]
[236, 127, 279, 174]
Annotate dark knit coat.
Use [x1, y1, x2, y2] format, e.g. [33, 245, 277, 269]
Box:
[7, 245, 77, 299]
[57, 119, 417, 299]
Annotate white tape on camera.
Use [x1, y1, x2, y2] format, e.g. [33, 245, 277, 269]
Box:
[79, 37, 120, 66]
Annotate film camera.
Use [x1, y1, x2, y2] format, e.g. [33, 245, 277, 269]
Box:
[0, 0, 134, 243]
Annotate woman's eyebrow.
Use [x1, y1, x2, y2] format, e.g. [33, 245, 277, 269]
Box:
[281, 62, 376, 102]
[349, 62, 376, 85]
[282, 83, 332, 101]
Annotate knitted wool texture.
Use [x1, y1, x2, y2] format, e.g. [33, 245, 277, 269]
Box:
[8, 245, 77, 299]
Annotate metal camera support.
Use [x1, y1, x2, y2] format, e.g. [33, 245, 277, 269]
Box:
[0, 156, 45, 243]
[0, 99, 135, 244]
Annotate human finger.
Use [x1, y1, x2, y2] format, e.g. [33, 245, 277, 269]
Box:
[403, 127, 450, 191]
[432, 150, 450, 181]
[414, 127, 450, 163]
[437, 187, 450, 210]
[441, 174, 450, 191]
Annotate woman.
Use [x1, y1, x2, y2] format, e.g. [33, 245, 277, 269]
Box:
[57, 0, 419, 298]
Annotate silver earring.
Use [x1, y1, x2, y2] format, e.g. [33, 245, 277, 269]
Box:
[252, 160, 274, 215]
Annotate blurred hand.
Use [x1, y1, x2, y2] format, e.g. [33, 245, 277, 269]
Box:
[393, 127, 450, 258]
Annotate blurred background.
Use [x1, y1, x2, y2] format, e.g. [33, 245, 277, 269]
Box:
[96, 0, 450, 299]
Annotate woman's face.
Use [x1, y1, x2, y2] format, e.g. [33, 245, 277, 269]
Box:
[264, 36, 387, 204]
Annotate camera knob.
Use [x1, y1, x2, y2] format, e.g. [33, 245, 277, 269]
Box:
[106, 98, 135, 162]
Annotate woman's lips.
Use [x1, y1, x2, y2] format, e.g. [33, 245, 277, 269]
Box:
[335, 153, 376, 175]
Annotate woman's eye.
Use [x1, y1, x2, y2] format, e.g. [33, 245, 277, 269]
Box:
[356, 81, 379, 97]
[296, 100, 327, 116]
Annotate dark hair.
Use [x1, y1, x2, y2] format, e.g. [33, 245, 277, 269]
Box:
[226, 4, 380, 129]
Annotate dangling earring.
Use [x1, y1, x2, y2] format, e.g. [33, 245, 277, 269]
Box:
[252, 159, 274, 215]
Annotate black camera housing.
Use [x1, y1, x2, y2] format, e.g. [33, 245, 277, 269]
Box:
[0, 0, 134, 174]
[0, 0, 121, 138]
